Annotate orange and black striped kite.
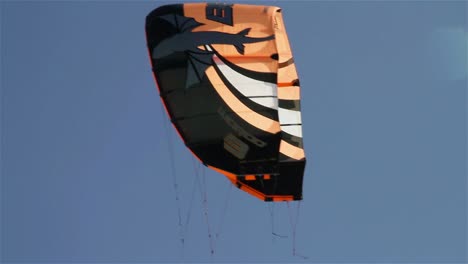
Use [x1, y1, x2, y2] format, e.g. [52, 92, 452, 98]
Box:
[145, 3, 306, 201]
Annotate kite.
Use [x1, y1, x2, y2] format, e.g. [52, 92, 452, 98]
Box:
[145, 3, 306, 201]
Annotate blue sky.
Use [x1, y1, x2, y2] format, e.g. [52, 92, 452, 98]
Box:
[1, 1, 466, 263]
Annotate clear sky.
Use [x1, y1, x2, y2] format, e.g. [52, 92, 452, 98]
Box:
[1, 1, 467, 263]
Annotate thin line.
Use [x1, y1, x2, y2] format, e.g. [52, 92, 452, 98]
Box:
[196, 164, 215, 257]
[464, 0, 468, 257]
[215, 181, 232, 241]
[0, 2, 6, 262]
[280, 123, 302, 126]
[160, 102, 184, 252]
[463, 1, 468, 258]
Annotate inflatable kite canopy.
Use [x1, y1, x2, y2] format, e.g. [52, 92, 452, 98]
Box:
[146, 3, 306, 201]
